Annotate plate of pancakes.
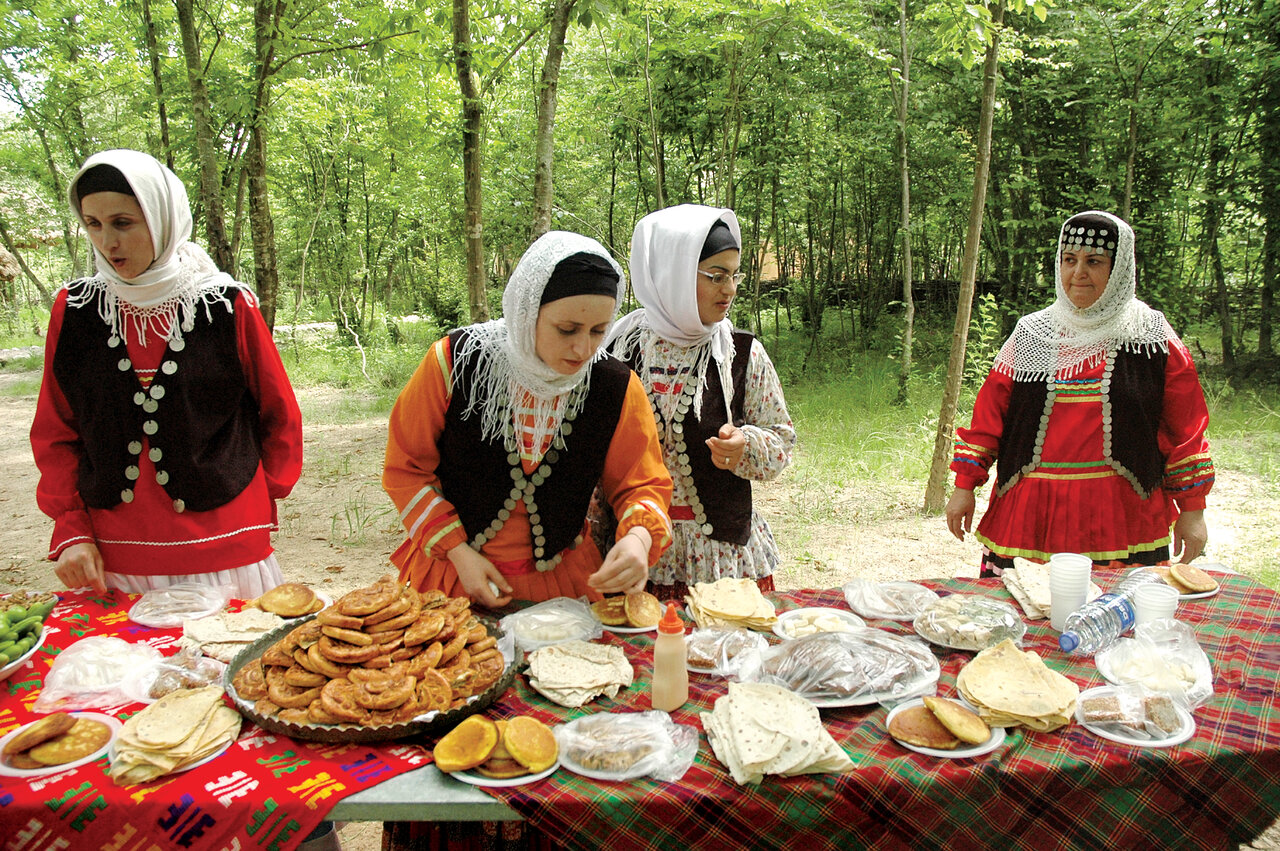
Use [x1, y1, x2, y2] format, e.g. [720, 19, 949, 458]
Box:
[1130, 564, 1221, 600]
[886, 696, 1005, 759]
[0, 711, 120, 776]
[591, 592, 664, 633]
[436, 715, 559, 787]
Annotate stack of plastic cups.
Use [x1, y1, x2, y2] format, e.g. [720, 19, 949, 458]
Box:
[1049, 552, 1092, 632]
[1133, 583, 1179, 625]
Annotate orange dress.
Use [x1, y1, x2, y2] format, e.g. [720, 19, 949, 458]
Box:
[383, 337, 672, 603]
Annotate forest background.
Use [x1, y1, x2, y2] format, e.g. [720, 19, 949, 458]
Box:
[0, 0, 1278, 594]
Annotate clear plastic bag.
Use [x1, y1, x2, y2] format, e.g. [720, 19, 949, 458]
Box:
[1078, 683, 1192, 740]
[842, 579, 939, 621]
[684, 627, 767, 677]
[555, 710, 698, 782]
[33, 636, 164, 711]
[1095, 619, 1214, 709]
[739, 630, 939, 704]
[128, 582, 234, 628]
[500, 597, 603, 654]
[913, 594, 1026, 651]
[122, 645, 227, 703]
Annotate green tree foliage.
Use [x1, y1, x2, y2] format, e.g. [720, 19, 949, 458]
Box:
[0, 0, 1272, 367]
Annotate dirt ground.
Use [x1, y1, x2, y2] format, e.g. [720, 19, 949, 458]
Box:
[2, 373, 1277, 849]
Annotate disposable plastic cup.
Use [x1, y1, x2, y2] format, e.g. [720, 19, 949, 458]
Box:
[1134, 583, 1179, 625]
[1049, 553, 1092, 631]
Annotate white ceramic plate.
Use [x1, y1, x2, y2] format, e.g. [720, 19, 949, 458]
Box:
[0, 712, 121, 777]
[773, 607, 866, 640]
[885, 698, 1006, 759]
[107, 718, 239, 778]
[1128, 567, 1221, 600]
[450, 760, 559, 787]
[0, 627, 48, 683]
[600, 623, 658, 634]
[1075, 685, 1194, 748]
[809, 665, 940, 709]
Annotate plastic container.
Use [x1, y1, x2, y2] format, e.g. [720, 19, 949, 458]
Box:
[1058, 570, 1162, 656]
[651, 602, 689, 712]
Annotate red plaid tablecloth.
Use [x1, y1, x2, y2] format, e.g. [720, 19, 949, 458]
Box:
[411, 573, 1280, 851]
[0, 590, 432, 851]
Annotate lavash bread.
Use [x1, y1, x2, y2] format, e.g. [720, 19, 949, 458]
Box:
[957, 639, 1079, 732]
[525, 641, 633, 708]
[702, 681, 853, 785]
[110, 685, 241, 785]
[686, 578, 778, 631]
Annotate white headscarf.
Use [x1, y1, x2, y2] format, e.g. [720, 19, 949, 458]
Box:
[608, 204, 742, 418]
[450, 231, 625, 455]
[67, 149, 242, 346]
[992, 210, 1176, 381]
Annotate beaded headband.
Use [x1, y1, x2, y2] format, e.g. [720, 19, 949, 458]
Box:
[1060, 215, 1116, 258]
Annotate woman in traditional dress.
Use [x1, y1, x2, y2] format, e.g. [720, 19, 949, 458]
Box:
[32, 149, 303, 598]
[945, 210, 1213, 577]
[382, 230, 672, 607]
[606, 205, 794, 602]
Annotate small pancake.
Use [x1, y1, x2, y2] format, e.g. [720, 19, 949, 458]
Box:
[503, 716, 558, 773]
[888, 705, 960, 750]
[5, 752, 44, 770]
[624, 592, 663, 628]
[28, 718, 112, 765]
[922, 696, 989, 745]
[1169, 563, 1218, 594]
[474, 757, 529, 779]
[591, 597, 629, 626]
[255, 583, 319, 618]
[3, 713, 76, 755]
[434, 715, 498, 773]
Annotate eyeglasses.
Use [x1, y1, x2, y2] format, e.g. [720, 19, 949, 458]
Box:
[697, 269, 746, 287]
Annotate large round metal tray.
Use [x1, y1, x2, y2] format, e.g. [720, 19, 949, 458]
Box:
[223, 612, 518, 743]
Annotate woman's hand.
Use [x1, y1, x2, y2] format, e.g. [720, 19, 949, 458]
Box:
[705, 423, 746, 471]
[1173, 509, 1208, 564]
[589, 527, 651, 595]
[447, 543, 513, 608]
[945, 488, 976, 541]
[54, 542, 106, 593]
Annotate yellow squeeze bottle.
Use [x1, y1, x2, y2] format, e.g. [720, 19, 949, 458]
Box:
[651, 602, 689, 712]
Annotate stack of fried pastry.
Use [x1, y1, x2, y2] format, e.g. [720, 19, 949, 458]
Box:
[230, 575, 506, 727]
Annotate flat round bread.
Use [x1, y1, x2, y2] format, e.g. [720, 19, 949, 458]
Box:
[434, 715, 498, 773]
[504, 716, 558, 773]
[624, 592, 662, 628]
[475, 757, 529, 779]
[1169, 563, 1217, 593]
[256, 583, 319, 618]
[889, 705, 959, 750]
[591, 597, 629, 626]
[28, 718, 112, 765]
[922, 696, 989, 745]
[3, 713, 76, 756]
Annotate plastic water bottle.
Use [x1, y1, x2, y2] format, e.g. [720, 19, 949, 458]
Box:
[1058, 569, 1162, 656]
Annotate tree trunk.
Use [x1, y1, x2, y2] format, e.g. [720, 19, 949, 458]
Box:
[246, 0, 286, 329]
[455, 0, 489, 323]
[894, 0, 915, 406]
[138, 0, 174, 170]
[923, 0, 1006, 512]
[531, 0, 576, 240]
[643, 16, 666, 210]
[0, 217, 54, 307]
[175, 0, 236, 273]
[1261, 4, 1280, 356]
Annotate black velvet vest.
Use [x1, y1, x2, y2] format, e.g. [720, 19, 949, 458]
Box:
[51, 282, 262, 512]
[996, 346, 1168, 498]
[437, 328, 630, 560]
[623, 330, 754, 545]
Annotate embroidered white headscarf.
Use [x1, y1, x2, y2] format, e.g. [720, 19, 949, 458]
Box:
[608, 204, 742, 418]
[67, 149, 242, 346]
[450, 230, 625, 455]
[992, 210, 1176, 381]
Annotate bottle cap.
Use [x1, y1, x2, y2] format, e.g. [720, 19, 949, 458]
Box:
[1058, 632, 1079, 653]
[658, 602, 684, 634]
